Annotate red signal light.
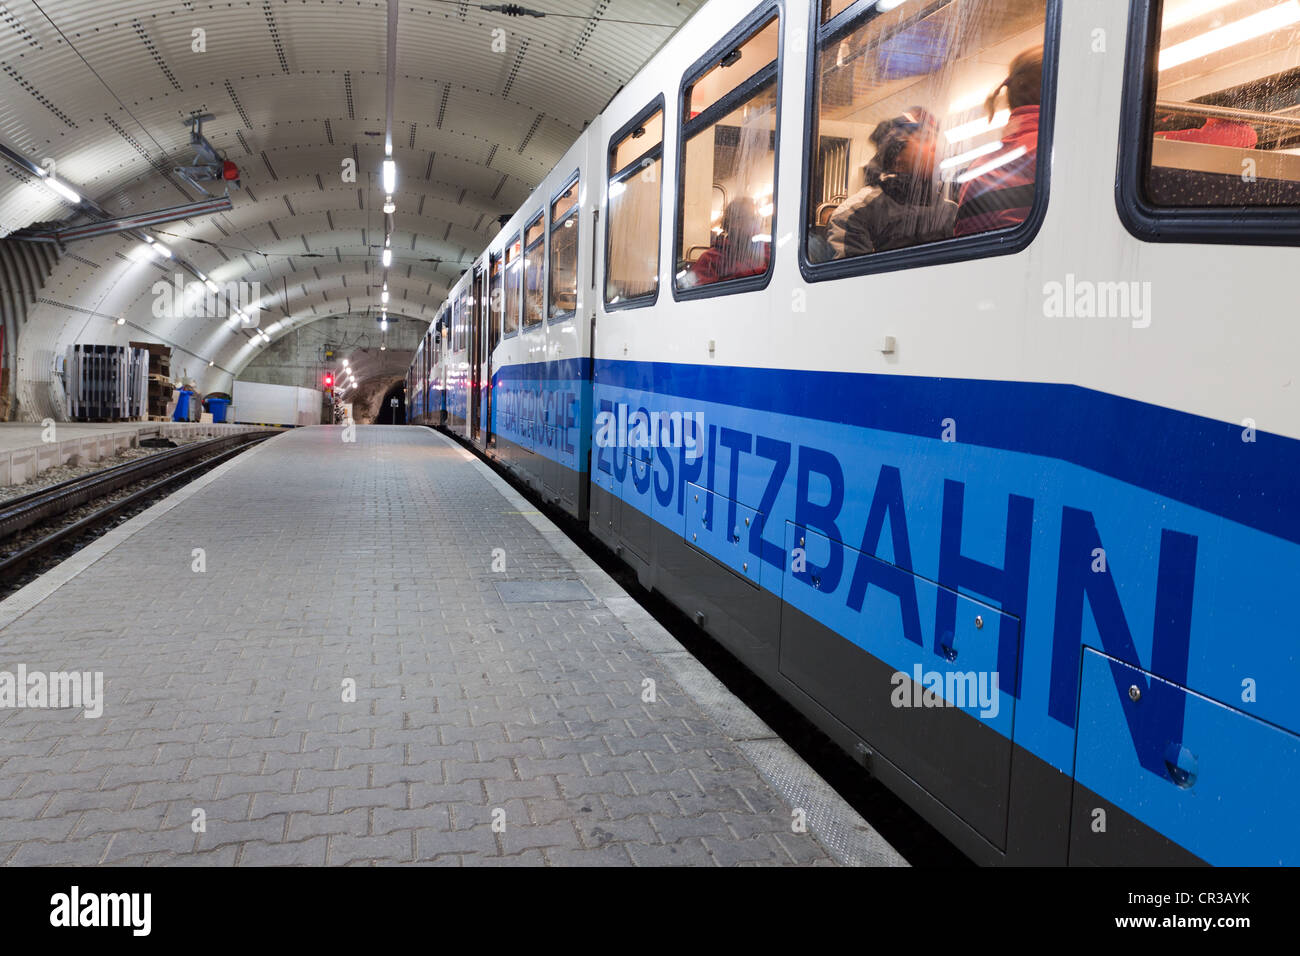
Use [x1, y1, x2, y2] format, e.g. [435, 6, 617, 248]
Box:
[324, 374, 334, 388]
[222, 160, 240, 181]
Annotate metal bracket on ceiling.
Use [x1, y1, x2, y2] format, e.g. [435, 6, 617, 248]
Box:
[175, 113, 241, 197]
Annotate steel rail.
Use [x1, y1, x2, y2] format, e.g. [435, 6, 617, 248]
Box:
[0, 434, 273, 580]
[0, 432, 269, 542]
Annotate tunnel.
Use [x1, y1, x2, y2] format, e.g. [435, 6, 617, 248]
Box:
[375, 383, 406, 425]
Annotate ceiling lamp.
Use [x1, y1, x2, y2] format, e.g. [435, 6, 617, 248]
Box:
[41, 176, 81, 205]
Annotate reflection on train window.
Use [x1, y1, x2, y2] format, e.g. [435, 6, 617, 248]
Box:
[687, 17, 781, 117]
[806, 0, 1048, 265]
[1145, 0, 1300, 207]
[503, 232, 521, 337]
[489, 252, 503, 351]
[677, 13, 779, 292]
[607, 103, 664, 306]
[821, 0, 853, 23]
[549, 177, 580, 320]
[523, 212, 545, 329]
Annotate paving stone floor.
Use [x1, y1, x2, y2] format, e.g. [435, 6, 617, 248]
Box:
[0, 425, 845, 866]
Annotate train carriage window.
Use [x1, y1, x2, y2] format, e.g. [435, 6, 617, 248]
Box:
[805, 0, 1049, 268]
[503, 233, 521, 337]
[549, 176, 580, 320]
[607, 100, 665, 307]
[1137, 0, 1300, 211]
[489, 252, 503, 352]
[459, 288, 469, 351]
[523, 212, 545, 329]
[675, 8, 781, 295]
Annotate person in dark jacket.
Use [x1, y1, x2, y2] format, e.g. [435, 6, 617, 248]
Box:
[826, 107, 956, 259]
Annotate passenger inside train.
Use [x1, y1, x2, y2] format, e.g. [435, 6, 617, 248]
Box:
[822, 107, 957, 259]
[952, 46, 1042, 237]
[1153, 111, 1258, 149]
[1143, 0, 1300, 208]
[682, 197, 771, 285]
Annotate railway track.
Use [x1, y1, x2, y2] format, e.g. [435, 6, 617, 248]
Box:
[0, 431, 273, 584]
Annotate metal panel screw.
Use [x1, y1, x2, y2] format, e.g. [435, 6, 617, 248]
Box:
[975, 615, 984, 629]
[1128, 685, 1141, 702]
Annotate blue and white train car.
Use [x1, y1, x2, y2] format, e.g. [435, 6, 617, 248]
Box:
[412, 0, 1300, 865]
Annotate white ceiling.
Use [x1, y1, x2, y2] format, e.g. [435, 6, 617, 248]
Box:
[0, 0, 705, 415]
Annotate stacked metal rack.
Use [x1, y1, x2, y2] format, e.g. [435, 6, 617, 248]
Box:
[130, 341, 174, 419]
[65, 344, 148, 421]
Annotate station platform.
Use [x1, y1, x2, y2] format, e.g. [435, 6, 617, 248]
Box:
[0, 421, 272, 487]
[0, 425, 902, 866]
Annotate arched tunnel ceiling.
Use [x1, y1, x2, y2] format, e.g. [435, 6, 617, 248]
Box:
[0, 0, 706, 416]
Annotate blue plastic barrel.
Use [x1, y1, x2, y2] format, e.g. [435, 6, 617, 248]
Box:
[207, 397, 231, 423]
[172, 389, 194, 422]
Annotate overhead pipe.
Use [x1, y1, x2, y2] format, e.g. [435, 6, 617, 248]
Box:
[14, 196, 234, 244]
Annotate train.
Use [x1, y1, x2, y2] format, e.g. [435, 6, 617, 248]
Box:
[406, 0, 1300, 865]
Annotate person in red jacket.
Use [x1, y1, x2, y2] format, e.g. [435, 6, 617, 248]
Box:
[953, 47, 1043, 238]
[684, 198, 770, 287]
[1154, 114, 1258, 149]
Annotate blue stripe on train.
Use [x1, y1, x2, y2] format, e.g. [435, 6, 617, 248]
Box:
[594, 360, 1298, 548]
[491, 358, 593, 475]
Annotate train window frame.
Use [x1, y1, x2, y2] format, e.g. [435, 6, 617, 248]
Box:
[522, 209, 546, 331]
[798, 0, 1062, 283]
[501, 231, 522, 340]
[462, 287, 471, 352]
[489, 249, 503, 352]
[460, 286, 469, 352]
[1117, 0, 1300, 246]
[548, 170, 581, 323]
[605, 95, 666, 312]
[671, 1, 784, 304]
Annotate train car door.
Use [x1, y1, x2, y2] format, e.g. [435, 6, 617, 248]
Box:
[487, 252, 502, 452]
[470, 265, 485, 442]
